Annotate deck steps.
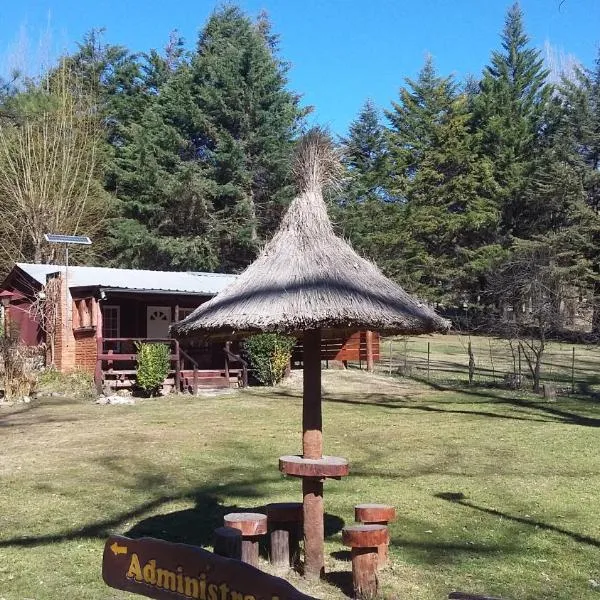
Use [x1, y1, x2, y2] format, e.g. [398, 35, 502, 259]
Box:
[101, 369, 242, 392]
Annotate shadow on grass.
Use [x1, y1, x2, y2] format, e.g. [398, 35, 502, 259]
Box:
[0, 457, 344, 553]
[323, 570, 353, 597]
[408, 377, 600, 428]
[127, 498, 344, 552]
[435, 492, 600, 549]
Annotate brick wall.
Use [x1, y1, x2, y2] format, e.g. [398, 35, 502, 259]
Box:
[53, 275, 99, 374]
[74, 330, 97, 375]
[54, 275, 76, 372]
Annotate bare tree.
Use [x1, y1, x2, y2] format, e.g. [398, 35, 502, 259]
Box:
[490, 239, 565, 393]
[28, 275, 61, 365]
[0, 62, 107, 266]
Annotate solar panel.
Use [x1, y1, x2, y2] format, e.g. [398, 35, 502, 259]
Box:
[44, 233, 92, 245]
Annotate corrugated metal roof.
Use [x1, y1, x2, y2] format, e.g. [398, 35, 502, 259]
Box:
[15, 263, 237, 296]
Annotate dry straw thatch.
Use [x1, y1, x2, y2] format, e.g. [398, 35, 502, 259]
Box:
[172, 129, 450, 339]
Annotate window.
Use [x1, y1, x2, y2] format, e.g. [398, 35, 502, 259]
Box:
[102, 305, 120, 339]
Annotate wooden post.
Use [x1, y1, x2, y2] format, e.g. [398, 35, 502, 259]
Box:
[303, 329, 322, 459]
[95, 337, 103, 393]
[388, 340, 393, 375]
[427, 341, 430, 381]
[571, 346, 575, 394]
[351, 548, 378, 599]
[214, 526, 242, 560]
[173, 340, 181, 393]
[302, 328, 324, 580]
[302, 477, 324, 579]
[366, 330, 374, 373]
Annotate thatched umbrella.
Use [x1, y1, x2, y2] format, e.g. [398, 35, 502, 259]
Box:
[172, 129, 450, 579]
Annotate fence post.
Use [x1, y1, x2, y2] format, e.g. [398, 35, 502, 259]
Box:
[388, 340, 393, 375]
[427, 342, 430, 381]
[488, 339, 495, 382]
[571, 346, 575, 394]
[518, 345, 522, 382]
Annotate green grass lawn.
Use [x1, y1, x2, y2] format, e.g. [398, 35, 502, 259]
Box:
[1, 369, 599, 600]
[380, 332, 600, 393]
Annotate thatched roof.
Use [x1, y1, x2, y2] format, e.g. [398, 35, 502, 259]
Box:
[172, 130, 450, 339]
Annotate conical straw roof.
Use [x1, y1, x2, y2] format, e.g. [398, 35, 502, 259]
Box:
[172, 130, 450, 339]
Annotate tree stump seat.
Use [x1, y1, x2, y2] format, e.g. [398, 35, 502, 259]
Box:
[223, 512, 267, 568]
[213, 526, 242, 560]
[266, 502, 303, 569]
[355, 503, 396, 568]
[342, 525, 388, 600]
[278, 455, 349, 479]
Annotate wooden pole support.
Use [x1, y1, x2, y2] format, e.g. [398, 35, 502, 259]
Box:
[267, 503, 303, 569]
[302, 329, 322, 460]
[351, 547, 379, 600]
[241, 537, 261, 568]
[342, 525, 388, 600]
[223, 513, 267, 569]
[354, 504, 396, 569]
[213, 526, 242, 560]
[301, 329, 325, 580]
[366, 330, 374, 373]
[302, 477, 324, 579]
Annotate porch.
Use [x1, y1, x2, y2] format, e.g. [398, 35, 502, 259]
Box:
[95, 337, 248, 393]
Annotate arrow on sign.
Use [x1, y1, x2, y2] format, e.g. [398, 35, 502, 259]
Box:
[110, 542, 128, 556]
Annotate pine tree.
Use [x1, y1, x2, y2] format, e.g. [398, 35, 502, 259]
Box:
[384, 59, 500, 305]
[188, 6, 306, 271]
[473, 2, 551, 237]
[560, 49, 600, 333]
[340, 100, 391, 203]
[386, 55, 456, 196]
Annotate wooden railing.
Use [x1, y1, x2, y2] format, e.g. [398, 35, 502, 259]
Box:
[224, 342, 248, 388]
[95, 337, 181, 393]
[179, 347, 199, 395]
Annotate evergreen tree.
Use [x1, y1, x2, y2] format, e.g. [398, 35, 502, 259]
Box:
[560, 50, 600, 332]
[473, 2, 551, 237]
[188, 6, 306, 271]
[386, 55, 456, 196]
[383, 59, 500, 305]
[340, 100, 391, 203]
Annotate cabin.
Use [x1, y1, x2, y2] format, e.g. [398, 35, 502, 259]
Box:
[0, 263, 246, 392]
[1, 263, 380, 393]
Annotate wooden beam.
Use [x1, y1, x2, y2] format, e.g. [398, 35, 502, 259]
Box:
[366, 330, 374, 373]
[302, 329, 322, 459]
[302, 329, 324, 580]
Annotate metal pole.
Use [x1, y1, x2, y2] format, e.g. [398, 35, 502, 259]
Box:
[65, 245, 70, 351]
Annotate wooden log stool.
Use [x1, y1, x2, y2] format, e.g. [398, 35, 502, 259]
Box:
[342, 524, 388, 600]
[266, 502, 303, 569]
[354, 503, 396, 568]
[223, 512, 267, 568]
[213, 526, 242, 560]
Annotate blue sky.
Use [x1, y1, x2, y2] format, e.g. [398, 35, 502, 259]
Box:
[1, 0, 598, 134]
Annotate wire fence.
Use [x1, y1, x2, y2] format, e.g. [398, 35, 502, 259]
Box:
[369, 335, 600, 395]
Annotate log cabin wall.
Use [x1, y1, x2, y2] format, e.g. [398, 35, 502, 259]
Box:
[292, 331, 381, 366]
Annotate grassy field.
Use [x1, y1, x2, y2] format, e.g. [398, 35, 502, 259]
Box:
[1, 366, 599, 600]
[378, 333, 600, 393]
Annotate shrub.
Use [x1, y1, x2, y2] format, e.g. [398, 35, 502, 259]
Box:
[37, 367, 96, 400]
[135, 342, 170, 396]
[242, 333, 296, 386]
[0, 338, 37, 400]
